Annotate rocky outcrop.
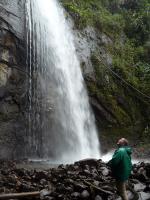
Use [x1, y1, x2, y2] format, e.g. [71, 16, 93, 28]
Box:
[0, 0, 26, 158]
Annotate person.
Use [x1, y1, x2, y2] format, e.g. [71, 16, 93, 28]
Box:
[108, 138, 132, 200]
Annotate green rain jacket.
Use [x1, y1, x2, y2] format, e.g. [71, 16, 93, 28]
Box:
[108, 146, 132, 181]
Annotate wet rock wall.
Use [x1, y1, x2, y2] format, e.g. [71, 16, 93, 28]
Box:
[0, 0, 26, 158]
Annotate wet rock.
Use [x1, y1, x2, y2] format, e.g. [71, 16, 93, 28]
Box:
[144, 183, 150, 192]
[57, 194, 64, 199]
[101, 185, 115, 192]
[0, 86, 6, 98]
[19, 182, 32, 192]
[82, 169, 91, 176]
[44, 197, 55, 200]
[93, 180, 100, 187]
[35, 171, 49, 180]
[1, 169, 9, 175]
[137, 172, 148, 182]
[0, 63, 10, 86]
[55, 183, 66, 193]
[95, 195, 102, 200]
[0, 48, 14, 63]
[0, 101, 19, 114]
[65, 186, 74, 193]
[71, 192, 81, 198]
[0, 160, 150, 200]
[100, 167, 109, 176]
[73, 182, 87, 191]
[134, 182, 145, 192]
[14, 168, 26, 177]
[139, 191, 150, 200]
[40, 179, 47, 185]
[75, 158, 98, 167]
[40, 189, 51, 199]
[81, 190, 90, 199]
[131, 179, 140, 184]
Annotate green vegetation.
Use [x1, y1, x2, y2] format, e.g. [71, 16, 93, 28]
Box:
[61, 0, 150, 147]
[61, 0, 124, 35]
[61, 0, 150, 94]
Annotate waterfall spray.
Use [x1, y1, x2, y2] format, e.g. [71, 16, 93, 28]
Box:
[26, 0, 100, 163]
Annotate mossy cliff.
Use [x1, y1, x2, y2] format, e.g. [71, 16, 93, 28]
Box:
[61, 0, 150, 150]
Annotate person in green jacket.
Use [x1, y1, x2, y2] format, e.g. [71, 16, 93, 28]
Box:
[108, 138, 132, 200]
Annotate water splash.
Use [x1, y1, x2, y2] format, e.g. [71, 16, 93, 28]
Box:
[26, 0, 100, 163]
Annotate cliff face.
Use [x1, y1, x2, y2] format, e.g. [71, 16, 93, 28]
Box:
[0, 0, 26, 158]
[74, 27, 149, 150]
[62, 0, 150, 150]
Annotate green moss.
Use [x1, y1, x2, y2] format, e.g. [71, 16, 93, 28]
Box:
[61, 0, 125, 35]
[86, 81, 99, 96]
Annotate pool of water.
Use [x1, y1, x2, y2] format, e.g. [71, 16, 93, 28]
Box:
[16, 152, 150, 170]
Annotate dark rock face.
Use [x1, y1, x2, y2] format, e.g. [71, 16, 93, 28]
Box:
[0, 0, 26, 158]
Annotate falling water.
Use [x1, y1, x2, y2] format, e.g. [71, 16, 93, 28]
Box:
[26, 0, 100, 163]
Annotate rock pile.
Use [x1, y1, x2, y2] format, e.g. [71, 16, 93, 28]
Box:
[0, 159, 150, 200]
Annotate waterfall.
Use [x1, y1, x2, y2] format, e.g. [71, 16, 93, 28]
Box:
[25, 0, 100, 163]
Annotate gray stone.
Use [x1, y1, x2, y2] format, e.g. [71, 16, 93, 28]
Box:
[71, 192, 80, 198]
[101, 167, 109, 176]
[95, 195, 102, 200]
[74, 26, 113, 76]
[75, 158, 98, 167]
[0, 121, 17, 158]
[0, 86, 6, 98]
[101, 33, 113, 45]
[0, 101, 19, 114]
[93, 180, 100, 187]
[134, 182, 145, 192]
[81, 190, 90, 199]
[139, 191, 150, 200]
[0, 63, 10, 86]
[0, 0, 25, 40]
